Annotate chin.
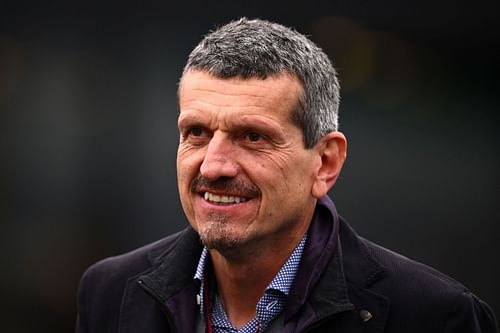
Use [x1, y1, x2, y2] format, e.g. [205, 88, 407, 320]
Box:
[200, 227, 261, 259]
[200, 229, 242, 251]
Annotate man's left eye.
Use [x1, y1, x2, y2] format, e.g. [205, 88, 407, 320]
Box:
[246, 132, 262, 142]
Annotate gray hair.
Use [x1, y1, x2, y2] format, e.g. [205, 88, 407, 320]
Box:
[182, 18, 340, 148]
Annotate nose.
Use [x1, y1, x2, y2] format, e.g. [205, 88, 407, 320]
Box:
[199, 133, 239, 180]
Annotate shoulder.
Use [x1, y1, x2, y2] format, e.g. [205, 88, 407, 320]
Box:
[76, 227, 198, 332]
[363, 237, 463, 292]
[365, 238, 497, 331]
[77, 227, 196, 311]
[80, 227, 193, 289]
[339, 219, 497, 331]
[340, 218, 469, 296]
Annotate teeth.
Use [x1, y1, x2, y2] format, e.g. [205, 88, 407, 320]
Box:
[204, 192, 246, 204]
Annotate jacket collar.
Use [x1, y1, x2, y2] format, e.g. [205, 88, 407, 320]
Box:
[142, 227, 203, 300]
[285, 196, 389, 332]
[308, 196, 386, 290]
[282, 196, 353, 331]
[138, 228, 203, 332]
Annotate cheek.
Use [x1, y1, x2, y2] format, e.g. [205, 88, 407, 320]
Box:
[176, 156, 198, 225]
[257, 150, 294, 174]
[267, 155, 316, 195]
[263, 150, 311, 180]
[177, 148, 203, 180]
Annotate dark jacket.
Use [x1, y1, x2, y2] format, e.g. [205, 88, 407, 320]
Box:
[76, 197, 497, 332]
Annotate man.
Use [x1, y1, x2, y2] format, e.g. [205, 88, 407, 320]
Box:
[76, 18, 497, 332]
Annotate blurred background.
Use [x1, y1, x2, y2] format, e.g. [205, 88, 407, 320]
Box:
[1, 1, 499, 331]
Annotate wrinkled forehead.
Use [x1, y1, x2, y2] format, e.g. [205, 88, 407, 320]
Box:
[178, 69, 304, 92]
[178, 70, 304, 113]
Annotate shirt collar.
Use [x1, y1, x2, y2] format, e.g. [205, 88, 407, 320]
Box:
[267, 235, 307, 295]
[193, 234, 308, 313]
[194, 235, 307, 292]
[193, 246, 208, 282]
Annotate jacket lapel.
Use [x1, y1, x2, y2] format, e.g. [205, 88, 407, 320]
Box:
[118, 227, 203, 333]
[334, 217, 391, 333]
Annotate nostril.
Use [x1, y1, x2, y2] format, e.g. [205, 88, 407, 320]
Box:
[200, 156, 238, 180]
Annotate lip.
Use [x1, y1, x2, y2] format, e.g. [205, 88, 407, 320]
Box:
[198, 190, 255, 204]
[203, 192, 248, 204]
[194, 184, 260, 201]
[194, 190, 259, 214]
[191, 176, 261, 198]
[196, 188, 250, 197]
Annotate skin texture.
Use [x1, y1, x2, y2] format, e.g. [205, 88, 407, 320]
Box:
[177, 70, 347, 328]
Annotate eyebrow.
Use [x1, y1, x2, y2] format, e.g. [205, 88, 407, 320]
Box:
[177, 112, 208, 128]
[230, 115, 288, 142]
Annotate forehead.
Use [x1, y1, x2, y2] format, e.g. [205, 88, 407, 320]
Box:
[178, 70, 303, 118]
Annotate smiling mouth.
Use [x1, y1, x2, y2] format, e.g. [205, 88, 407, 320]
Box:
[203, 192, 249, 205]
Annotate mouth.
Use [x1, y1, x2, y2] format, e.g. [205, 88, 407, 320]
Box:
[203, 191, 249, 205]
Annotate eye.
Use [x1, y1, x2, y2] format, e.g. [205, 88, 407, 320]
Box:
[181, 126, 210, 144]
[188, 127, 203, 137]
[246, 131, 263, 142]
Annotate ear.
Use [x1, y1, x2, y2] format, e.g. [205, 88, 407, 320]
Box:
[311, 131, 347, 199]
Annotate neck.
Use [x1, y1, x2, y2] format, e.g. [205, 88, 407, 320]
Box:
[208, 229, 308, 329]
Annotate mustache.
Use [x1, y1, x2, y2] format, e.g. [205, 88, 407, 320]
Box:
[191, 175, 261, 197]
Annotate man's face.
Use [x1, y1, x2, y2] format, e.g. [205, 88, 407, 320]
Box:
[177, 71, 321, 256]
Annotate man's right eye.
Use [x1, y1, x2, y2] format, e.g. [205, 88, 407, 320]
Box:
[189, 127, 203, 136]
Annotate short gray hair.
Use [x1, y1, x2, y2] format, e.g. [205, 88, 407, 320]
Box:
[182, 18, 340, 148]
